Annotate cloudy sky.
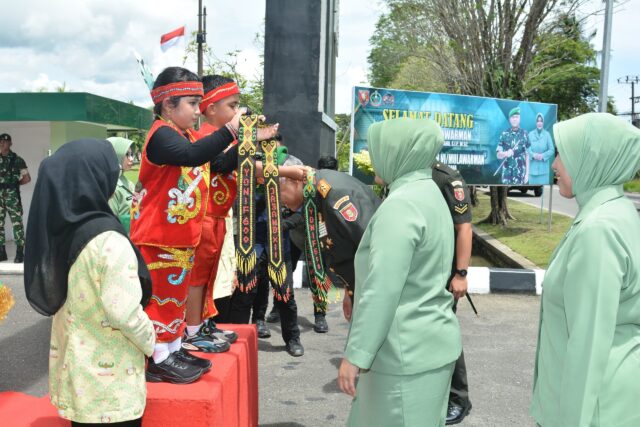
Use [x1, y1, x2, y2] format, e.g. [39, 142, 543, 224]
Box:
[0, 0, 637, 115]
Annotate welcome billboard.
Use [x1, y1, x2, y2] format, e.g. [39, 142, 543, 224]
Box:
[350, 86, 558, 186]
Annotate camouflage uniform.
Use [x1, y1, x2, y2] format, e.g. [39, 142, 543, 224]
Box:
[0, 151, 27, 246]
[497, 128, 530, 185]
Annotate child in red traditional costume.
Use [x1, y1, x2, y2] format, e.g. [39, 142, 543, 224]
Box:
[182, 75, 307, 353]
[182, 75, 242, 352]
[130, 67, 277, 384]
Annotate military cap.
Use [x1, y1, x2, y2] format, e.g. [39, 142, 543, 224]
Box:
[509, 107, 521, 118]
[0, 133, 11, 141]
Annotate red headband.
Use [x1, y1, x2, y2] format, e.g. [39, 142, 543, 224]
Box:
[199, 82, 241, 113]
[151, 81, 204, 104]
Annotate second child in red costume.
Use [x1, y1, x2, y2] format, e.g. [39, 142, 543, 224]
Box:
[182, 75, 309, 353]
[182, 75, 242, 353]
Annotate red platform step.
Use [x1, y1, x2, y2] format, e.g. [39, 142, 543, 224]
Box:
[0, 324, 258, 427]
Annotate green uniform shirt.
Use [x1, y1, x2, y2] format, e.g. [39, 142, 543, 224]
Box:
[431, 162, 472, 225]
[345, 118, 461, 375]
[313, 169, 380, 265]
[531, 113, 640, 427]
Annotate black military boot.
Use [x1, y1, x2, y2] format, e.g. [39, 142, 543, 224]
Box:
[14, 246, 24, 263]
[0, 245, 7, 262]
[314, 314, 329, 333]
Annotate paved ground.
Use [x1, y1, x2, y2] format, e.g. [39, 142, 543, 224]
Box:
[507, 185, 578, 218]
[510, 185, 640, 218]
[2, 273, 540, 426]
[257, 290, 539, 427]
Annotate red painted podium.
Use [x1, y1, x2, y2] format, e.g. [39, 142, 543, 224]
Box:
[0, 324, 258, 427]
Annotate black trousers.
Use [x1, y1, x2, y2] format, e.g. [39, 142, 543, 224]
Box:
[449, 299, 471, 407]
[212, 295, 232, 323]
[71, 418, 141, 427]
[228, 255, 300, 343]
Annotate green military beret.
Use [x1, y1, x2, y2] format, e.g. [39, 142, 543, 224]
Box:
[276, 146, 288, 166]
[509, 107, 521, 118]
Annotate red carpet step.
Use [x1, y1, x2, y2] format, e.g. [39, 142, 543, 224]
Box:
[0, 324, 258, 427]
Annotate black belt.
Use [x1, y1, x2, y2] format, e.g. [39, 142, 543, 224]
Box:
[0, 183, 19, 190]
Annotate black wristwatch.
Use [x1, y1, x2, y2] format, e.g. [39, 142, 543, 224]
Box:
[454, 269, 468, 277]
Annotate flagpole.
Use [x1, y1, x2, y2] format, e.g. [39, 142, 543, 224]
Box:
[197, 0, 205, 77]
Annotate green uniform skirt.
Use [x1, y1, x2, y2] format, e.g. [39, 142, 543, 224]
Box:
[347, 362, 455, 427]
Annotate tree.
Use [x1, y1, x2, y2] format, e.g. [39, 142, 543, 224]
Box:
[367, 4, 434, 87]
[55, 82, 69, 93]
[368, 0, 595, 225]
[183, 30, 265, 113]
[334, 113, 351, 172]
[524, 14, 609, 120]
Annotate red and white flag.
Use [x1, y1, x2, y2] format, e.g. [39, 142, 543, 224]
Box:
[160, 26, 186, 52]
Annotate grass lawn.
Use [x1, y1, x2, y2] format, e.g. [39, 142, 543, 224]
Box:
[123, 166, 140, 183]
[624, 179, 640, 193]
[472, 193, 573, 269]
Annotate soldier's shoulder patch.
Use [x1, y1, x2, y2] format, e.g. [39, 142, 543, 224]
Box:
[317, 179, 331, 198]
[454, 203, 469, 214]
[454, 187, 466, 201]
[451, 180, 463, 187]
[333, 195, 350, 210]
[339, 202, 359, 222]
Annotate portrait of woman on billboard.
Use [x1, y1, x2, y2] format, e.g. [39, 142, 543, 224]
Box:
[527, 113, 555, 185]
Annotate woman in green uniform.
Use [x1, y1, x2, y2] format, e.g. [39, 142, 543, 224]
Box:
[527, 113, 555, 185]
[530, 113, 640, 427]
[338, 118, 461, 427]
[107, 137, 136, 233]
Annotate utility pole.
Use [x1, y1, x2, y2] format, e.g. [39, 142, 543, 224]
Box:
[197, 0, 207, 77]
[598, 0, 614, 112]
[618, 76, 640, 125]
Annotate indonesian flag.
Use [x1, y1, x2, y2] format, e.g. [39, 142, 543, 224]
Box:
[160, 26, 186, 52]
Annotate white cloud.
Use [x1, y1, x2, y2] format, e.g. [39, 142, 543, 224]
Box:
[0, 0, 636, 118]
[334, 0, 384, 113]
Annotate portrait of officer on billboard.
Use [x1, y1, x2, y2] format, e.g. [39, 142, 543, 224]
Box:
[495, 107, 530, 185]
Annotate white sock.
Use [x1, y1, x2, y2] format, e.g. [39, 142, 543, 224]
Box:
[168, 336, 182, 354]
[152, 343, 170, 364]
[186, 323, 203, 337]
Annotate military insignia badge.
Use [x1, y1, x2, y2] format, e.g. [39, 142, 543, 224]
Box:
[454, 187, 465, 201]
[317, 179, 332, 198]
[454, 204, 469, 214]
[370, 90, 382, 107]
[358, 89, 370, 106]
[318, 216, 328, 238]
[339, 202, 359, 222]
[333, 195, 350, 210]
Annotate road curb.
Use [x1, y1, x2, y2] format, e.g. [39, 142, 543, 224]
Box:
[472, 225, 539, 270]
[468, 266, 543, 295]
[0, 263, 23, 275]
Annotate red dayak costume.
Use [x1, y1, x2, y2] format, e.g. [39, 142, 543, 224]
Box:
[189, 121, 237, 320]
[131, 119, 212, 342]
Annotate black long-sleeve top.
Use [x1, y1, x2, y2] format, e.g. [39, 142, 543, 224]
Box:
[146, 125, 238, 174]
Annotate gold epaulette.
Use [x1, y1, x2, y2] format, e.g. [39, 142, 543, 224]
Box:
[317, 179, 331, 198]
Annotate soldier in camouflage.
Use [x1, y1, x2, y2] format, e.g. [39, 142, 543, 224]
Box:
[496, 107, 530, 185]
[0, 133, 30, 263]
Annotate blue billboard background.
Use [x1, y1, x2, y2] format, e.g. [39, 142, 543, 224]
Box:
[350, 86, 558, 185]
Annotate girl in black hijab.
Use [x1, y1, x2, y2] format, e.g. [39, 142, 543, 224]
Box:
[24, 139, 154, 426]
